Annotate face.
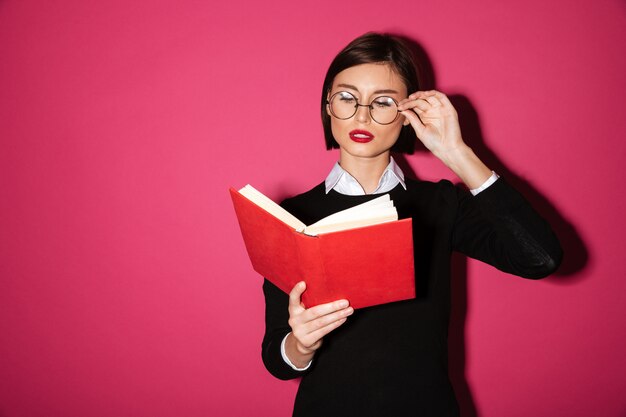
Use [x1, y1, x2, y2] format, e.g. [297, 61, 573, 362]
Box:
[327, 63, 409, 164]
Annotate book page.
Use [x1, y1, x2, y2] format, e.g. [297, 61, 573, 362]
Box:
[238, 186, 398, 236]
[309, 195, 393, 227]
[238, 185, 306, 232]
[304, 209, 398, 236]
[304, 194, 398, 236]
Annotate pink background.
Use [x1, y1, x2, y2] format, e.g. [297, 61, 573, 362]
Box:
[1, 1, 625, 416]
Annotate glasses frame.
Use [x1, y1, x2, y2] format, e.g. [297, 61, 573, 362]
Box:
[326, 91, 401, 125]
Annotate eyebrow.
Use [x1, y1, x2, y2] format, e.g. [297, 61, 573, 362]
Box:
[336, 83, 399, 95]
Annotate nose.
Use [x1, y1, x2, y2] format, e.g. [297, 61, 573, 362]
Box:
[354, 103, 371, 124]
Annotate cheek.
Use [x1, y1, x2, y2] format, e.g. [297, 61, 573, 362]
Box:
[330, 118, 347, 142]
[380, 122, 403, 142]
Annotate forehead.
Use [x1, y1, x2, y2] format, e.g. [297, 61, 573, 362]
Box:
[331, 63, 407, 94]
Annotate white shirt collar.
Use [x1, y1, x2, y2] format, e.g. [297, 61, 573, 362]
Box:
[324, 156, 407, 195]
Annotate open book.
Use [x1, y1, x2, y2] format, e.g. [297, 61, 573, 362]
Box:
[230, 184, 416, 309]
[238, 184, 399, 236]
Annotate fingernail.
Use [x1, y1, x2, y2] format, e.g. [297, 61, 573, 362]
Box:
[338, 300, 349, 308]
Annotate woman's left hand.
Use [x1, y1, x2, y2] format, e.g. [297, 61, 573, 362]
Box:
[398, 90, 493, 189]
[398, 90, 464, 164]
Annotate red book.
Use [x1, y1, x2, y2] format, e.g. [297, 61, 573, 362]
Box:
[230, 185, 415, 309]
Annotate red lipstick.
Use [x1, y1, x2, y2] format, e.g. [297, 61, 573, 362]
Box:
[349, 129, 375, 143]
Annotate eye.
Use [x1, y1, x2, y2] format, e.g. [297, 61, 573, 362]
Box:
[337, 92, 356, 103]
[372, 97, 395, 108]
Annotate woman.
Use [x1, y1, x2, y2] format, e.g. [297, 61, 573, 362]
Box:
[261, 32, 562, 417]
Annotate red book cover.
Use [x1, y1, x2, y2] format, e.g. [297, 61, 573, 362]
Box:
[230, 188, 415, 309]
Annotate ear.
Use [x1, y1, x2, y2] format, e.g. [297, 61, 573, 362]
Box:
[402, 114, 410, 126]
[325, 91, 331, 116]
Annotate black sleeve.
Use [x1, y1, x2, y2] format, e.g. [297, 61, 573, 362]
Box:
[452, 177, 563, 279]
[261, 278, 312, 380]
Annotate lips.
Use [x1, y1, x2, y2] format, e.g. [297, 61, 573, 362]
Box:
[349, 130, 375, 143]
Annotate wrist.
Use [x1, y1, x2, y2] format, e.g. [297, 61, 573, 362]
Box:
[286, 333, 315, 367]
[295, 342, 314, 356]
[438, 144, 492, 189]
[437, 143, 473, 170]
[281, 333, 313, 371]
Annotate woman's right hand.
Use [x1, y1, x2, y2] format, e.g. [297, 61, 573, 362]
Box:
[284, 281, 354, 368]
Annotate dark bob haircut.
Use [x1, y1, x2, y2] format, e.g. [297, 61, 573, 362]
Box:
[321, 32, 420, 154]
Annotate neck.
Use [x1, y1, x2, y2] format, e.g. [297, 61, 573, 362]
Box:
[339, 152, 391, 194]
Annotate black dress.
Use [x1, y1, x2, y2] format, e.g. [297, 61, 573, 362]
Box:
[262, 177, 562, 417]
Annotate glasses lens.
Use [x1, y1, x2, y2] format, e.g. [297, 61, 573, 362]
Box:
[370, 96, 398, 124]
[328, 92, 399, 124]
[329, 92, 357, 120]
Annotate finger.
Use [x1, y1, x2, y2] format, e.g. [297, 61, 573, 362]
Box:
[399, 98, 430, 113]
[409, 90, 444, 102]
[288, 281, 306, 309]
[290, 298, 349, 333]
[300, 299, 350, 323]
[417, 89, 440, 96]
[291, 305, 353, 347]
[407, 91, 429, 100]
[422, 95, 442, 108]
[407, 90, 437, 100]
[407, 92, 441, 108]
[400, 109, 426, 137]
[414, 90, 455, 110]
[432, 92, 455, 110]
[400, 108, 423, 124]
[296, 312, 351, 347]
[304, 317, 349, 344]
[301, 306, 354, 334]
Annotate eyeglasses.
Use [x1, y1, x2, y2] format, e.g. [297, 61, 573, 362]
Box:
[327, 91, 401, 125]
